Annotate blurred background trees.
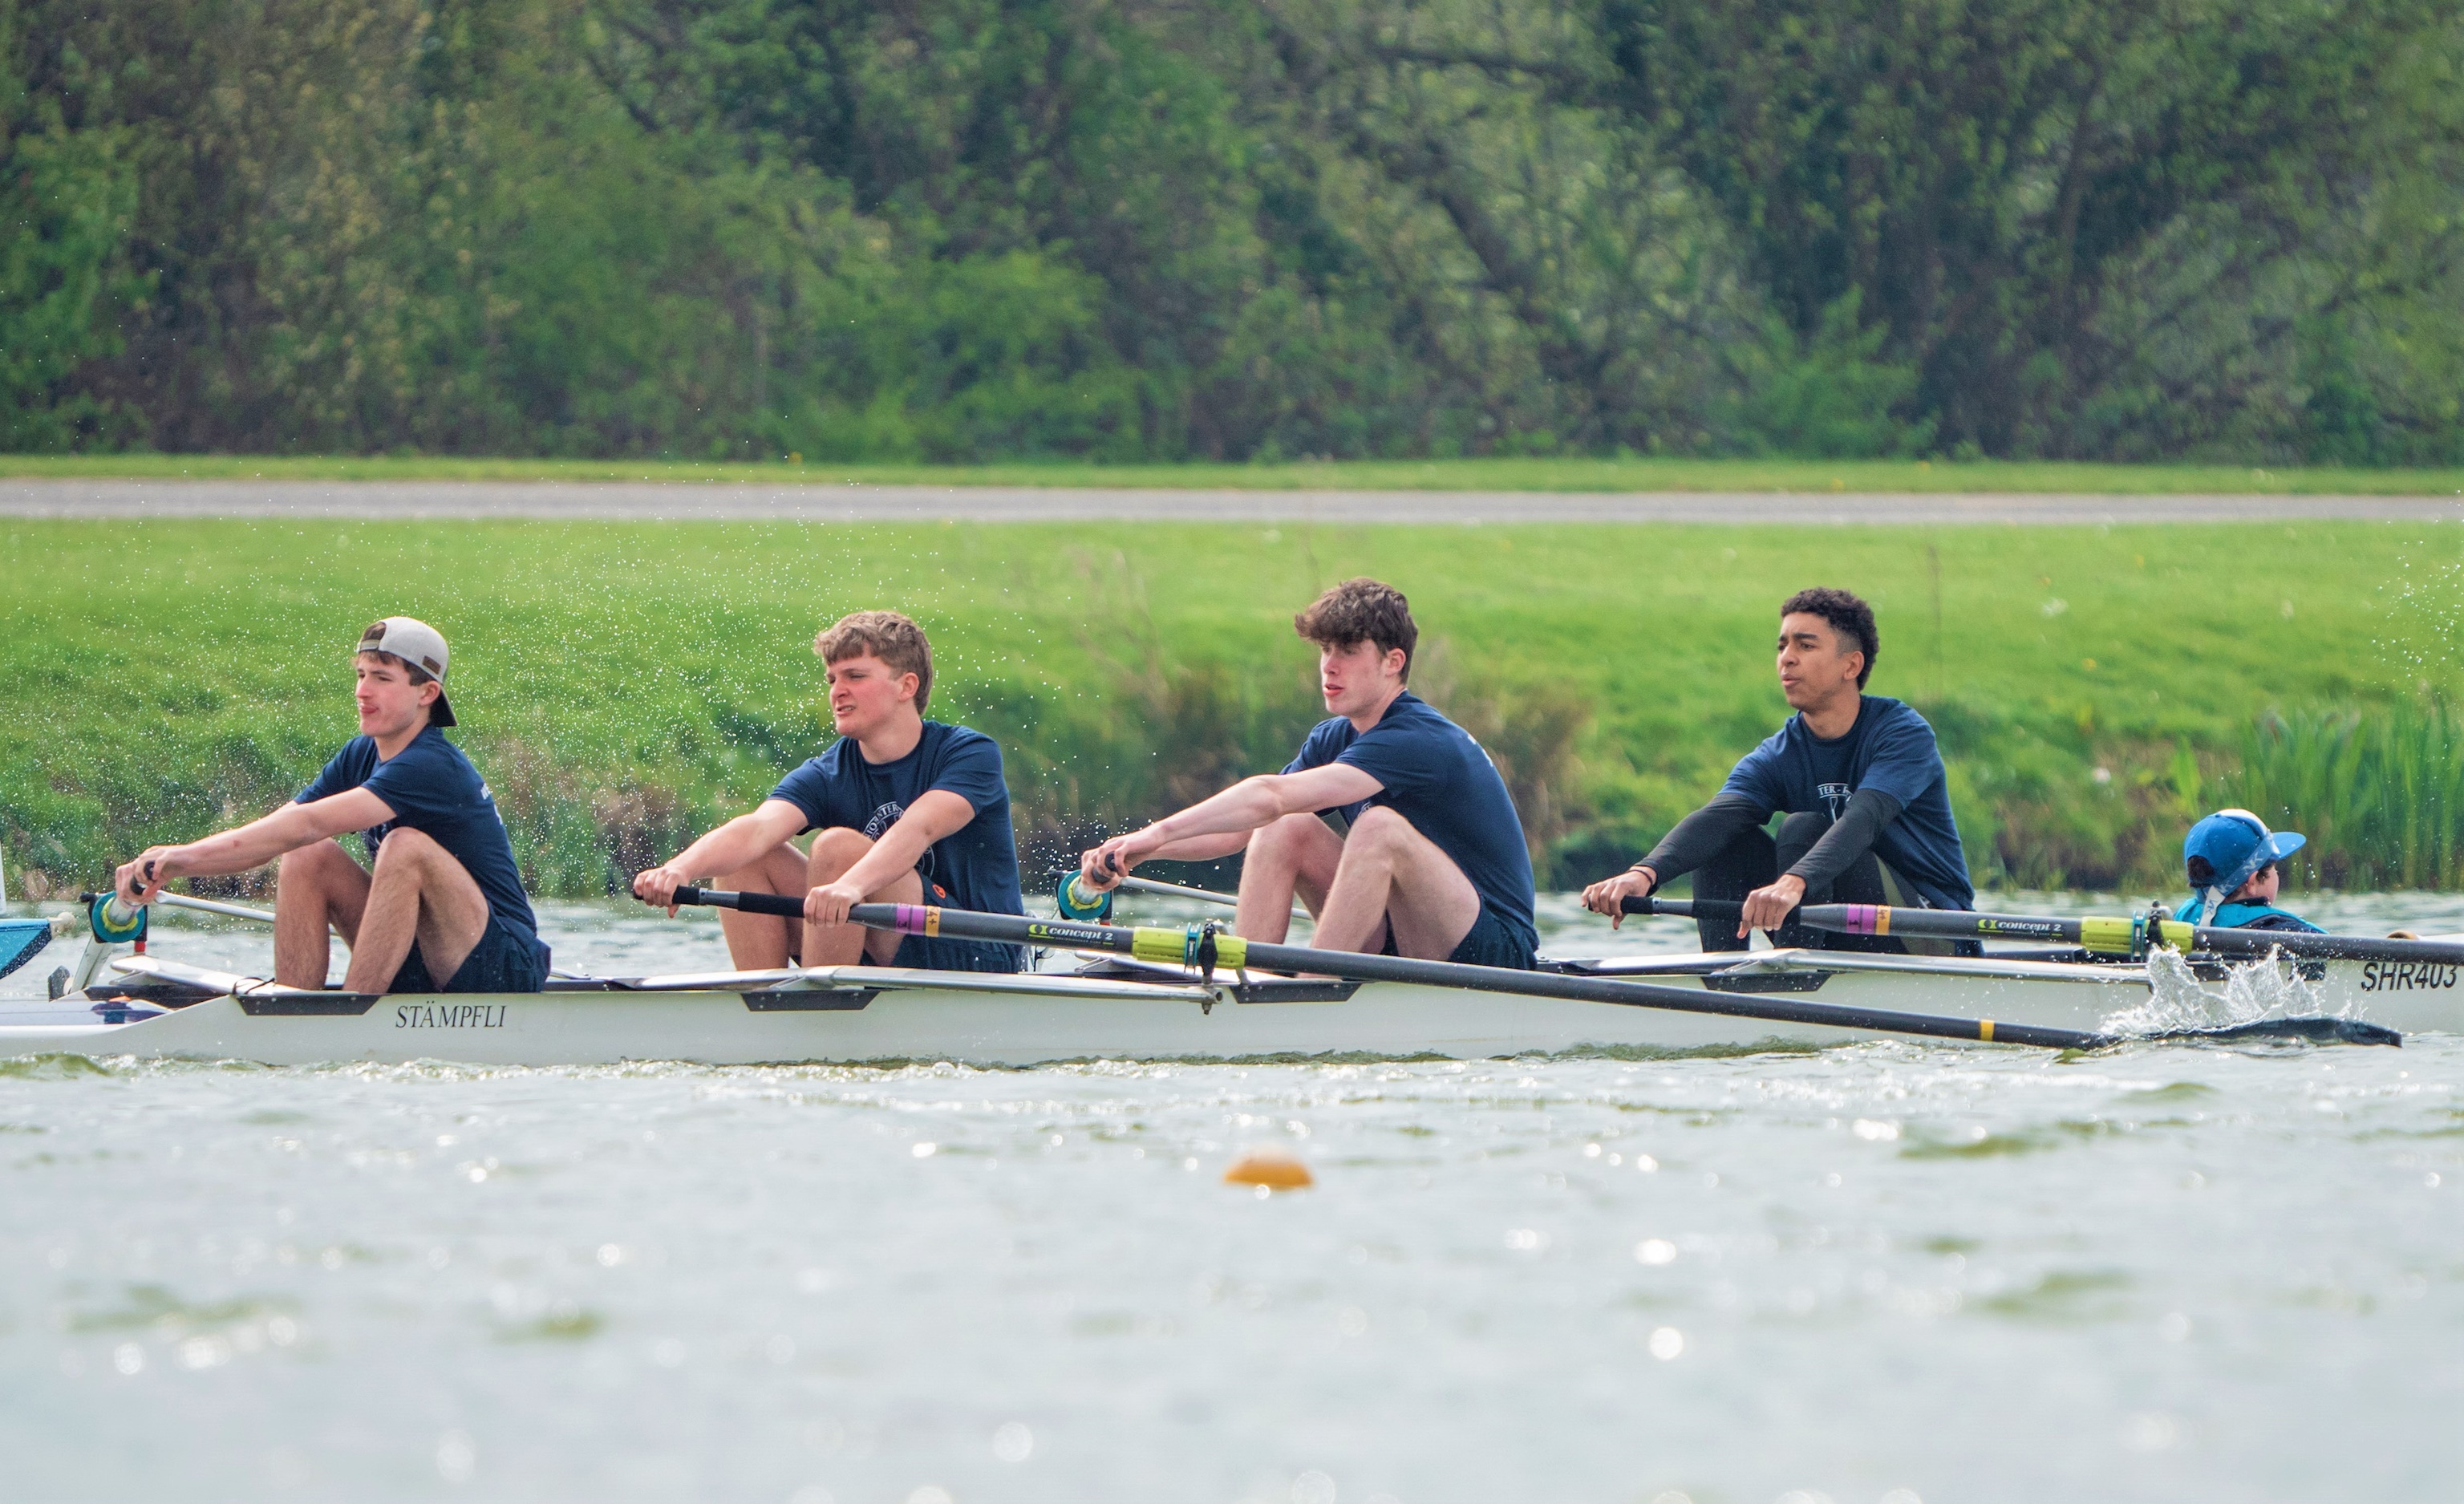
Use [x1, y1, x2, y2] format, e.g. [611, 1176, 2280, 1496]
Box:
[5, 0, 2460, 463]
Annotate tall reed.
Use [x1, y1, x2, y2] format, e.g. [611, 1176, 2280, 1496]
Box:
[2219, 702, 2464, 889]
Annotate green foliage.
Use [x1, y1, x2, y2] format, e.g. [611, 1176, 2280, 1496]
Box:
[2, 0, 2458, 460]
[2220, 703, 2464, 890]
[0, 0, 145, 449]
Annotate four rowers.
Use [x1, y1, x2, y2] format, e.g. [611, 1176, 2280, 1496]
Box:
[105, 584, 2323, 991]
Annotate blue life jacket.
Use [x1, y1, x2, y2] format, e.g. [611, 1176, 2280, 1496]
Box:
[2173, 897, 2324, 934]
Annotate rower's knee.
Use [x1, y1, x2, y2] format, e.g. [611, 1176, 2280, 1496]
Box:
[370, 827, 444, 874]
[1774, 809, 1830, 869]
[278, 838, 357, 899]
[1346, 805, 1415, 852]
[1248, 812, 1324, 862]
[807, 827, 873, 880]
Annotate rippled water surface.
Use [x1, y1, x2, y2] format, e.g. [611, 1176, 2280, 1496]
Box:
[2, 894, 2459, 1502]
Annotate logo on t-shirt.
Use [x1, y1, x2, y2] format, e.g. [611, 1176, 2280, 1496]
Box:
[1818, 781, 1852, 820]
[862, 801, 906, 839]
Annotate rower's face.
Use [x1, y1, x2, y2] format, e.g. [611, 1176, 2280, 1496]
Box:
[1319, 638, 1406, 716]
[353, 654, 436, 737]
[1776, 612, 1862, 711]
[2239, 862, 2282, 903]
[825, 653, 917, 737]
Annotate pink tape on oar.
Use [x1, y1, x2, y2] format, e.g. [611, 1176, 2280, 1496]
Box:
[1840, 904, 1886, 935]
[890, 904, 933, 934]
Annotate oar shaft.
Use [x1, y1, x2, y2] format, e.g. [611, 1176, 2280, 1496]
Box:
[1794, 902, 2464, 967]
[819, 894, 2113, 1048]
[658, 890, 2393, 1048]
[156, 893, 281, 925]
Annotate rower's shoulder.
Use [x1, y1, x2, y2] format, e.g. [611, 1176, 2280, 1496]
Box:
[924, 719, 1007, 759]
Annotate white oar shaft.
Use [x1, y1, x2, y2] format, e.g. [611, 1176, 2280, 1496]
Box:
[1108, 874, 1309, 921]
[155, 892, 280, 925]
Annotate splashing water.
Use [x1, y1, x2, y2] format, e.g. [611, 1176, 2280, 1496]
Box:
[2099, 946, 2330, 1037]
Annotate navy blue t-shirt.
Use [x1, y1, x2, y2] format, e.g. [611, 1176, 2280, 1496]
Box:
[1720, 695, 1975, 911]
[1284, 692, 1538, 955]
[768, 721, 1026, 972]
[297, 726, 547, 958]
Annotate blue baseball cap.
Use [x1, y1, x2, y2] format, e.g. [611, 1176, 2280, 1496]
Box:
[2184, 809, 2304, 896]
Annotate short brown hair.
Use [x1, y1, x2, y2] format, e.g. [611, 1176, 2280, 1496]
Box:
[814, 610, 934, 708]
[1780, 587, 1878, 687]
[1295, 578, 1417, 679]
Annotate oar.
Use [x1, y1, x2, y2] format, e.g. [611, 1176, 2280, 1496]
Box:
[77, 890, 346, 939]
[1052, 870, 1309, 922]
[1627, 895, 2464, 968]
[660, 887, 2397, 1049]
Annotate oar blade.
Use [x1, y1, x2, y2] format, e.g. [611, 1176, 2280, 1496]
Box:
[2150, 1016, 2402, 1048]
[0, 920, 50, 981]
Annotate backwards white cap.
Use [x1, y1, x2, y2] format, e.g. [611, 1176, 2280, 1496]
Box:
[353, 617, 456, 727]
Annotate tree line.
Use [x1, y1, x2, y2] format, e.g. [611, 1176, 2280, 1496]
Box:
[6, 0, 2461, 463]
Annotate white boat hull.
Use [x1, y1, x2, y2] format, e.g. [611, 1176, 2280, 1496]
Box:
[0, 942, 2447, 1067]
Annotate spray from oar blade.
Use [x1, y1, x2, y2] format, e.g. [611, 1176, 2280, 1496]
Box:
[659, 889, 2398, 1049]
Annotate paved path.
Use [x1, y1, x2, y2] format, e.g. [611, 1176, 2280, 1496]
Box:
[5, 478, 2460, 525]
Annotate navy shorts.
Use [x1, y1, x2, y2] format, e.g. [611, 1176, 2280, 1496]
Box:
[1446, 902, 1537, 970]
[1381, 904, 1536, 969]
[388, 914, 550, 995]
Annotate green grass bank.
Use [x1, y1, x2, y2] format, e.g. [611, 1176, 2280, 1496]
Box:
[7, 517, 2462, 900]
[7, 455, 2464, 496]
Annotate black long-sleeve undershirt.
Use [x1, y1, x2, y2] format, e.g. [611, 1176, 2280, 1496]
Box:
[1637, 787, 1907, 894]
[1785, 787, 1905, 892]
[1635, 791, 1766, 882]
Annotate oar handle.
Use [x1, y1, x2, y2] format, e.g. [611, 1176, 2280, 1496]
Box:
[1620, 896, 1748, 918]
[668, 884, 808, 919]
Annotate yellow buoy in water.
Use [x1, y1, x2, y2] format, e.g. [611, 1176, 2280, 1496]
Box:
[1222, 1145, 1314, 1190]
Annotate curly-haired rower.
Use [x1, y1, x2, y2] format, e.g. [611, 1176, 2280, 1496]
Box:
[1582, 586, 1976, 955]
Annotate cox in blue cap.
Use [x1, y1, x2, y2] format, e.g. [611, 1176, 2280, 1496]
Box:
[2177, 809, 2320, 933]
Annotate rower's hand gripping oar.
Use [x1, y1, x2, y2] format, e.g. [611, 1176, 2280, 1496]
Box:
[660, 889, 2397, 1049]
[1619, 896, 2400, 1047]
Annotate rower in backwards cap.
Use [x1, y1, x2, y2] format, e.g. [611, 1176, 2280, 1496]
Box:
[111, 617, 550, 994]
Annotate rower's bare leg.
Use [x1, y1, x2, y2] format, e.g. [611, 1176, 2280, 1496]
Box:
[1238, 813, 1343, 943]
[713, 841, 814, 969]
[803, 829, 924, 967]
[342, 829, 491, 994]
[273, 839, 370, 988]
[1311, 806, 1482, 959]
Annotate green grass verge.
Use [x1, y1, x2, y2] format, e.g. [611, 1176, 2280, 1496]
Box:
[6, 517, 2459, 900]
[7, 453, 2464, 495]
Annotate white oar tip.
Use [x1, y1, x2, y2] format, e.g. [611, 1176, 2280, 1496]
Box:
[1222, 1145, 1314, 1191]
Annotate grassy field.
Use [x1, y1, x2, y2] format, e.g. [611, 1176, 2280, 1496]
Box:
[6, 453, 2464, 496]
[6, 517, 2462, 899]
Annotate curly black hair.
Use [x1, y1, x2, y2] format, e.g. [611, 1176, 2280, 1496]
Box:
[1780, 587, 1878, 687]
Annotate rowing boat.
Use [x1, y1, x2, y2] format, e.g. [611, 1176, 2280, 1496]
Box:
[0, 894, 2430, 1066]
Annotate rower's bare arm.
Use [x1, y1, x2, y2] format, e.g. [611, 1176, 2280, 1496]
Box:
[821, 789, 974, 903]
[636, 801, 809, 909]
[1082, 764, 1382, 886]
[116, 788, 394, 903]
